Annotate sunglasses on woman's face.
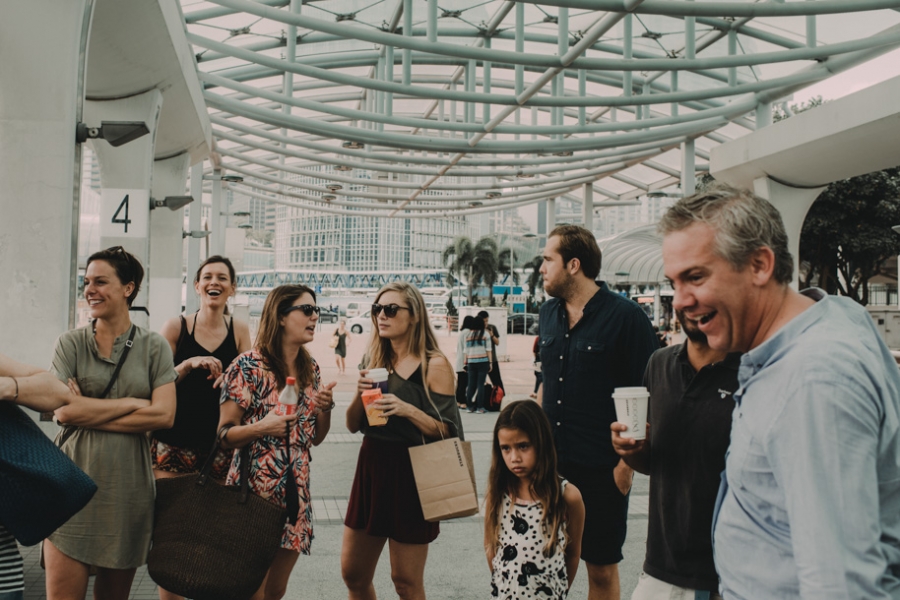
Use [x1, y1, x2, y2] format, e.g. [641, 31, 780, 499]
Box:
[283, 304, 320, 317]
[371, 303, 411, 318]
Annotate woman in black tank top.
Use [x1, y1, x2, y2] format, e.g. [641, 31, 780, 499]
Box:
[153, 256, 251, 600]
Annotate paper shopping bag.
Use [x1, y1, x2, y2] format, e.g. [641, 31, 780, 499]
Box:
[408, 437, 478, 522]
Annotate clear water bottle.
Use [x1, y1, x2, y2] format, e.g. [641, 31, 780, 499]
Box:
[277, 376, 299, 416]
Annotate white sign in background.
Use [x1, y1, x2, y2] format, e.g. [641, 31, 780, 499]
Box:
[100, 188, 149, 238]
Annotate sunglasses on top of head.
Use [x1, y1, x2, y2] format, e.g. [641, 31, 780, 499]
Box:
[283, 304, 320, 317]
[371, 303, 411, 318]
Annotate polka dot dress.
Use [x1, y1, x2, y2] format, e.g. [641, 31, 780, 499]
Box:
[490, 481, 568, 599]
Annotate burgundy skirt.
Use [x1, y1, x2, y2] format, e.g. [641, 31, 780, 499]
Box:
[344, 436, 439, 544]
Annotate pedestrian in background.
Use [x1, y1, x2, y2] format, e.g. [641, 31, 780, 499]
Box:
[333, 319, 351, 375]
[478, 311, 505, 394]
[455, 316, 476, 409]
[464, 316, 493, 414]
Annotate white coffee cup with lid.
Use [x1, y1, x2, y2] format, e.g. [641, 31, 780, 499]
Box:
[368, 368, 389, 394]
[613, 386, 649, 441]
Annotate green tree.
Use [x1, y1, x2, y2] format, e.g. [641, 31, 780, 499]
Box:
[799, 167, 900, 305]
[442, 236, 499, 305]
[524, 255, 543, 303]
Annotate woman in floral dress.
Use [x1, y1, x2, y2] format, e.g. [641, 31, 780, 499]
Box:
[218, 284, 337, 600]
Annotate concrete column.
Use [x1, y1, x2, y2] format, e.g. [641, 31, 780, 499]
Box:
[148, 153, 190, 332]
[86, 88, 164, 329]
[186, 162, 204, 314]
[752, 177, 826, 288]
[0, 0, 93, 366]
[582, 183, 594, 231]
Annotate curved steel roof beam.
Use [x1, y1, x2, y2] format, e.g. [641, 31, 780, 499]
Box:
[212, 125, 688, 181]
[197, 29, 739, 91]
[227, 173, 596, 215]
[193, 6, 900, 72]
[223, 157, 644, 206]
[184, 0, 288, 24]
[205, 90, 739, 153]
[211, 115, 694, 170]
[216, 143, 672, 193]
[202, 71, 766, 136]
[204, 57, 734, 109]
[523, 0, 900, 17]
[229, 183, 584, 219]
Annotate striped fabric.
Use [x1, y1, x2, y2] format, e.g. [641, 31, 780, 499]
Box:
[464, 330, 493, 363]
[0, 526, 24, 593]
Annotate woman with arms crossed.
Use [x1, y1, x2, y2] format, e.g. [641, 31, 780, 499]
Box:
[218, 285, 336, 600]
[46, 246, 176, 600]
[342, 282, 461, 600]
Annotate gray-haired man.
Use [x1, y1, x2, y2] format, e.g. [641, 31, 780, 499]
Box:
[659, 184, 900, 599]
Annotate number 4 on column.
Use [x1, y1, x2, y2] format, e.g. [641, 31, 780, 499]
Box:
[111, 194, 131, 233]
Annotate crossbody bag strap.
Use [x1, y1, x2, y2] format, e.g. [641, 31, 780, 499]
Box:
[58, 324, 137, 449]
[99, 324, 137, 399]
[283, 423, 299, 525]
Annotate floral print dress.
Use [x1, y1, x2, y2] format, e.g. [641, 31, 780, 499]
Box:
[220, 349, 320, 554]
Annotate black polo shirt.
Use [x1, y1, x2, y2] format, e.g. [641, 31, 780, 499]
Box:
[539, 283, 659, 469]
[642, 342, 740, 592]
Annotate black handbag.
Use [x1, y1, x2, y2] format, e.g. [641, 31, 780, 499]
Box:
[147, 429, 296, 600]
[0, 402, 98, 546]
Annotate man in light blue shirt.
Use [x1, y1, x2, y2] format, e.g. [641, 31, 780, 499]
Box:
[659, 184, 900, 599]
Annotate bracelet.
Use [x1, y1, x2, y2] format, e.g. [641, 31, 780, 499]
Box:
[9, 376, 18, 401]
[320, 400, 336, 413]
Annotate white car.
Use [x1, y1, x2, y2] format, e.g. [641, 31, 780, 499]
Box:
[348, 311, 373, 334]
[429, 306, 448, 330]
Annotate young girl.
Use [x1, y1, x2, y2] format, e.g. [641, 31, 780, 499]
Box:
[484, 401, 585, 599]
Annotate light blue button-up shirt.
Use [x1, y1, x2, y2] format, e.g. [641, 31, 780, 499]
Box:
[713, 289, 900, 599]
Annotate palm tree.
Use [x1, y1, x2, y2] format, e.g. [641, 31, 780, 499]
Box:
[442, 236, 476, 304]
[442, 235, 499, 306]
[525, 255, 543, 301]
[473, 237, 499, 305]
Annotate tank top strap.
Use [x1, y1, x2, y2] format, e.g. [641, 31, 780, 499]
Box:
[188, 311, 200, 337]
[175, 315, 189, 353]
[405, 363, 424, 387]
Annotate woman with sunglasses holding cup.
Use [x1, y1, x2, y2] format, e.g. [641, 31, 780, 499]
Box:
[342, 282, 462, 600]
[218, 285, 336, 600]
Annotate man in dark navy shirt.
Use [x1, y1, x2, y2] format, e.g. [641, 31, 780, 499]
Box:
[538, 225, 659, 600]
[612, 310, 739, 600]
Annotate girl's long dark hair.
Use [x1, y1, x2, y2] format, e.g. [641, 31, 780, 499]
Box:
[485, 400, 566, 557]
[256, 285, 316, 390]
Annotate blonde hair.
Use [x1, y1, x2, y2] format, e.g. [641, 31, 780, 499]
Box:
[363, 282, 446, 392]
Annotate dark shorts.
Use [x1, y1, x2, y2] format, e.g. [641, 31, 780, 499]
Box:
[558, 461, 629, 566]
[345, 436, 439, 545]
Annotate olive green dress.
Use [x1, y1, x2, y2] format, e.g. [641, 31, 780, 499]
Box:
[49, 324, 175, 569]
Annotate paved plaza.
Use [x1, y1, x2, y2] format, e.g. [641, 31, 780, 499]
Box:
[18, 329, 651, 599]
